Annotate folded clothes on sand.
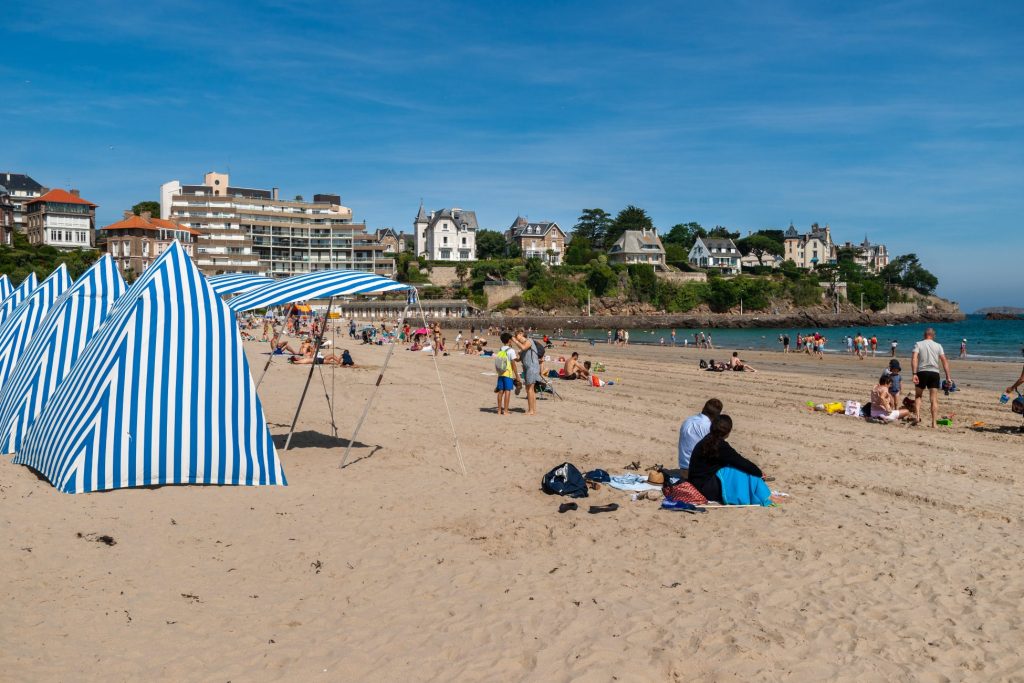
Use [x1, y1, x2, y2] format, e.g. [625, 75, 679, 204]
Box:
[716, 467, 773, 506]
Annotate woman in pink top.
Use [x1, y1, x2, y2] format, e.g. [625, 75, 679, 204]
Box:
[871, 374, 913, 422]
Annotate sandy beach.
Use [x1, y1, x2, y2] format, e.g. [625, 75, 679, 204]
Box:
[3, 339, 1023, 681]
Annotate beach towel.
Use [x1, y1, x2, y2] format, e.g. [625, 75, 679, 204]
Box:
[716, 468, 772, 506]
[608, 474, 661, 492]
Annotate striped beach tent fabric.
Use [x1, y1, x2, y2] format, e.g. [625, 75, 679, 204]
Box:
[0, 256, 125, 454]
[0, 264, 73, 393]
[0, 272, 38, 325]
[230, 269, 411, 311]
[14, 241, 285, 493]
[208, 273, 275, 295]
[0, 274, 11, 301]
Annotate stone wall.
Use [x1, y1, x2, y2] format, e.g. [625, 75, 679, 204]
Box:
[483, 282, 523, 308]
[429, 266, 461, 287]
[657, 271, 707, 284]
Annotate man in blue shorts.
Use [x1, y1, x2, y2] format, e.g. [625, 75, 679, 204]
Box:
[495, 332, 518, 415]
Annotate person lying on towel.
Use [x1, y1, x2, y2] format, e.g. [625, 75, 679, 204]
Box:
[686, 415, 770, 505]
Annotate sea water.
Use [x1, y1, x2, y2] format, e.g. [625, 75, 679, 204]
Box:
[553, 316, 1024, 362]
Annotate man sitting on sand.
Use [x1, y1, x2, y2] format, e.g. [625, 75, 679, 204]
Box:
[270, 333, 301, 355]
[678, 399, 723, 474]
[563, 352, 590, 380]
[729, 352, 757, 372]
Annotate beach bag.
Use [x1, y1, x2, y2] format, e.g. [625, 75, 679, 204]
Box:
[699, 360, 708, 369]
[541, 463, 588, 498]
[663, 481, 708, 506]
[1012, 394, 1024, 416]
[494, 349, 510, 374]
[844, 401, 862, 417]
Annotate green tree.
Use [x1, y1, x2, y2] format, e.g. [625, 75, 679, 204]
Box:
[627, 264, 658, 302]
[736, 234, 783, 265]
[605, 205, 654, 249]
[708, 225, 740, 240]
[664, 243, 689, 264]
[564, 235, 596, 266]
[880, 254, 938, 294]
[131, 200, 160, 216]
[454, 263, 468, 284]
[585, 259, 617, 296]
[475, 229, 508, 259]
[572, 208, 612, 248]
[663, 222, 706, 250]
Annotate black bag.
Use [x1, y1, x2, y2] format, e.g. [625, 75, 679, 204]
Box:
[541, 462, 588, 498]
[699, 360, 708, 369]
[1012, 395, 1024, 416]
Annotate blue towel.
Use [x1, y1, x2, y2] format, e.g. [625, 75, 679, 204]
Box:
[716, 468, 772, 506]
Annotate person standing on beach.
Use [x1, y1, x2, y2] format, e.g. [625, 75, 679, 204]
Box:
[1006, 351, 1024, 433]
[960, 339, 968, 358]
[891, 339, 898, 358]
[912, 328, 952, 428]
[782, 334, 790, 353]
[513, 329, 540, 416]
[495, 332, 518, 415]
[671, 329, 676, 346]
[870, 336, 878, 357]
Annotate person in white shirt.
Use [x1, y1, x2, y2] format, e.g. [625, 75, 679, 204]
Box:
[911, 328, 952, 428]
[677, 398, 723, 472]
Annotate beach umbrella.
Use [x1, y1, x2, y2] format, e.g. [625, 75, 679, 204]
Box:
[229, 269, 411, 312]
[414, 327, 429, 335]
[0, 274, 11, 301]
[14, 241, 285, 493]
[0, 255, 125, 454]
[0, 273, 38, 326]
[208, 273, 275, 295]
[0, 264, 73, 394]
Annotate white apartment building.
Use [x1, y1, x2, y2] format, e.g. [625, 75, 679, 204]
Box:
[160, 172, 393, 277]
[413, 204, 477, 261]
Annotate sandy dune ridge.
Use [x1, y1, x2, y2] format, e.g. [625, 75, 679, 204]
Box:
[2, 340, 1023, 681]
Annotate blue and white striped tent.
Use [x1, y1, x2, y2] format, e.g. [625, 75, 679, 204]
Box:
[0, 264, 73, 393]
[0, 274, 11, 301]
[230, 269, 411, 311]
[0, 256, 125, 454]
[14, 242, 285, 493]
[208, 273, 275, 295]
[0, 273, 38, 325]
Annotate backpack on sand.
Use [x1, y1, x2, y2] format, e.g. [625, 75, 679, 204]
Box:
[541, 462, 588, 498]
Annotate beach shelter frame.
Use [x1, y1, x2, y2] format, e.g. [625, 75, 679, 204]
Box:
[231, 275, 465, 473]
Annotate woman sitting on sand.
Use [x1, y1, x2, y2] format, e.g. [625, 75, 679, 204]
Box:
[729, 352, 757, 373]
[871, 373, 914, 423]
[687, 415, 765, 503]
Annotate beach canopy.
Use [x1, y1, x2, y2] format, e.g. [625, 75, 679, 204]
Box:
[208, 273, 275, 295]
[14, 241, 285, 493]
[229, 269, 411, 312]
[0, 256, 125, 454]
[0, 274, 11, 301]
[0, 264, 73, 393]
[0, 273, 39, 326]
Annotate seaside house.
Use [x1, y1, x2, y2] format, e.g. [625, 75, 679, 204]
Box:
[0, 172, 45, 235]
[25, 188, 97, 250]
[413, 203, 477, 261]
[160, 172, 393, 278]
[505, 216, 567, 264]
[740, 252, 783, 269]
[607, 228, 667, 270]
[374, 227, 404, 254]
[838, 238, 889, 274]
[783, 222, 835, 269]
[101, 210, 201, 277]
[688, 236, 741, 274]
[0, 185, 14, 245]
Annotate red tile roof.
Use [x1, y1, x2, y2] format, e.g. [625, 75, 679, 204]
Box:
[103, 214, 202, 236]
[29, 188, 97, 206]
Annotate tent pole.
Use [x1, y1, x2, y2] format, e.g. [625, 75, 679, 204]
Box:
[255, 312, 280, 389]
[339, 297, 411, 469]
[416, 297, 467, 476]
[284, 296, 334, 451]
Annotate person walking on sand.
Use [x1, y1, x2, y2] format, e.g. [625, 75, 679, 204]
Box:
[1005, 351, 1024, 432]
[912, 328, 952, 428]
[513, 329, 540, 416]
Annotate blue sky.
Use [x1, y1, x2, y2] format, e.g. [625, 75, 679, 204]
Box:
[3, 0, 1021, 310]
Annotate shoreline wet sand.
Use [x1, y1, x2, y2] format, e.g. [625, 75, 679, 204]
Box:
[2, 339, 1022, 680]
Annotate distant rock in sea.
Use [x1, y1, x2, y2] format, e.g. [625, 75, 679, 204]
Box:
[976, 306, 1024, 320]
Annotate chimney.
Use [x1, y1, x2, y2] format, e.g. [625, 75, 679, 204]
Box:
[70, 189, 80, 197]
[123, 210, 134, 219]
[272, 187, 279, 200]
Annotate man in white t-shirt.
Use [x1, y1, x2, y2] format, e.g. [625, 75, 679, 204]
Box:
[911, 328, 952, 428]
[677, 398, 723, 472]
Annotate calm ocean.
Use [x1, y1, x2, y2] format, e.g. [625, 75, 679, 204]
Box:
[557, 316, 1024, 362]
